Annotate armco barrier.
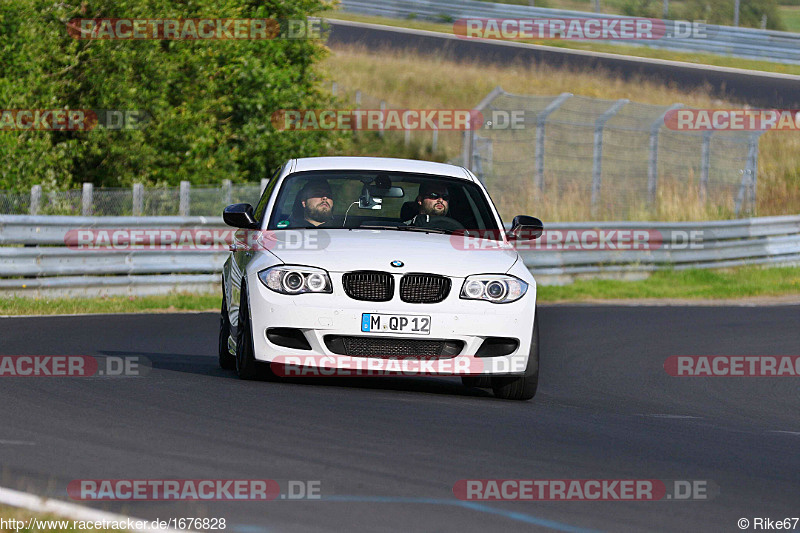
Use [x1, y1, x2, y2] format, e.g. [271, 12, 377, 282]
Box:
[339, 0, 800, 65]
[0, 214, 799, 297]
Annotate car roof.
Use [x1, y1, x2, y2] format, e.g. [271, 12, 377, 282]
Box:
[290, 157, 475, 182]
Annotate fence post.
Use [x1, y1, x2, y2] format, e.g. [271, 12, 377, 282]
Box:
[591, 99, 628, 214]
[82, 183, 93, 216]
[735, 132, 763, 215]
[355, 90, 361, 109]
[463, 86, 505, 172]
[699, 130, 713, 201]
[431, 126, 438, 153]
[463, 129, 475, 170]
[747, 132, 761, 212]
[30, 185, 41, 215]
[179, 181, 190, 216]
[379, 100, 386, 139]
[535, 92, 572, 192]
[132, 183, 143, 216]
[648, 103, 682, 205]
[222, 179, 232, 206]
[260, 178, 268, 196]
[331, 82, 337, 96]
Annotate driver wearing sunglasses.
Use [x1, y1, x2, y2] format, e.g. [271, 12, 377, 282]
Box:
[416, 183, 451, 217]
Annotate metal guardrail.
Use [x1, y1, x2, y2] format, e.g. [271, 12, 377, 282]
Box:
[1, 215, 799, 296]
[339, 0, 800, 65]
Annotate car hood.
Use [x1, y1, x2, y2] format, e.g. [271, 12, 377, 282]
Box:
[264, 229, 518, 277]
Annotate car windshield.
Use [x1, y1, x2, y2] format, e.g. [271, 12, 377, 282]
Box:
[266, 170, 502, 234]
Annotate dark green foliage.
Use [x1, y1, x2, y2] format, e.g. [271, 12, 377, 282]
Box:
[0, 0, 344, 191]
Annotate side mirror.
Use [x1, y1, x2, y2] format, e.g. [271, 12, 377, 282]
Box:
[223, 203, 258, 229]
[508, 215, 544, 240]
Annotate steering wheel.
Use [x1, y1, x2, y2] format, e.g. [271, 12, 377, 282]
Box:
[411, 215, 464, 231]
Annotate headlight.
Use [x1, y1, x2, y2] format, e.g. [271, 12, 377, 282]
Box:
[258, 266, 332, 295]
[460, 275, 527, 303]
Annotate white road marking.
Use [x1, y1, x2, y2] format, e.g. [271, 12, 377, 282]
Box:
[0, 485, 189, 533]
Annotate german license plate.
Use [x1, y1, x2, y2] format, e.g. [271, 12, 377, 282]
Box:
[361, 313, 431, 335]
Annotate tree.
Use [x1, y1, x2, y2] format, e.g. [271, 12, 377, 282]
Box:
[0, 0, 344, 191]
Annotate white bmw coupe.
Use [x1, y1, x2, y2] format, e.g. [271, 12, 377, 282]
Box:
[219, 157, 543, 400]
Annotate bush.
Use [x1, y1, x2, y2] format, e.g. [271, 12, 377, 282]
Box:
[0, 0, 346, 191]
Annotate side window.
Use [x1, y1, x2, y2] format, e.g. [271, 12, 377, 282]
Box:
[254, 165, 282, 222]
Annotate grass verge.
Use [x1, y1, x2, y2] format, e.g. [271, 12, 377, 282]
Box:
[538, 265, 800, 301]
[1, 267, 798, 315]
[0, 292, 219, 316]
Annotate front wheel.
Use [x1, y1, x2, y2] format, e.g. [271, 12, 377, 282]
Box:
[492, 312, 539, 401]
[235, 283, 261, 380]
[219, 295, 235, 370]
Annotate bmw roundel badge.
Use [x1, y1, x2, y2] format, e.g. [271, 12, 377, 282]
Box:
[390, 260, 404, 268]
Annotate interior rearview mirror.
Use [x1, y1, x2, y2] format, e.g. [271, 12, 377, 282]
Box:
[368, 185, 404, 198]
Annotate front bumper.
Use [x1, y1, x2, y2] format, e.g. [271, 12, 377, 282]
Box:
[247, 271, 536, 376]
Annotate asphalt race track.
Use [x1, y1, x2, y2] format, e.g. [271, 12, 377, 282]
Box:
[1, 306, 799, 532]
[326, 20, 800, 108]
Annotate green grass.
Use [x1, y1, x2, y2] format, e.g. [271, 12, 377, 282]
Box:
[325, 13, 800, 76]
[1, 267, 798, 315]
[0, 292, 219, 315]
[779, 6, 800, 32]
[538, 265, 800, 300]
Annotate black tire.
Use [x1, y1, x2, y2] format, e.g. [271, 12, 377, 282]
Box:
[461, 376, 492, 388]
[219, 295, 236, 370]
[235, 283, 261, 380]
[491, 312, 539, 401]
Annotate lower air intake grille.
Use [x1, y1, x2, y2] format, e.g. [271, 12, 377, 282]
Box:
[324, 336, 463, 358]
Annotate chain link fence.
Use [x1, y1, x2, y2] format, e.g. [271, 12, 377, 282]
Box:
[463, 88, 761, 221]
[0, 87, 763, 221]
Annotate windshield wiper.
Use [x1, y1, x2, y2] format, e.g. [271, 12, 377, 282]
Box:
[358, 224, 451, 234]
